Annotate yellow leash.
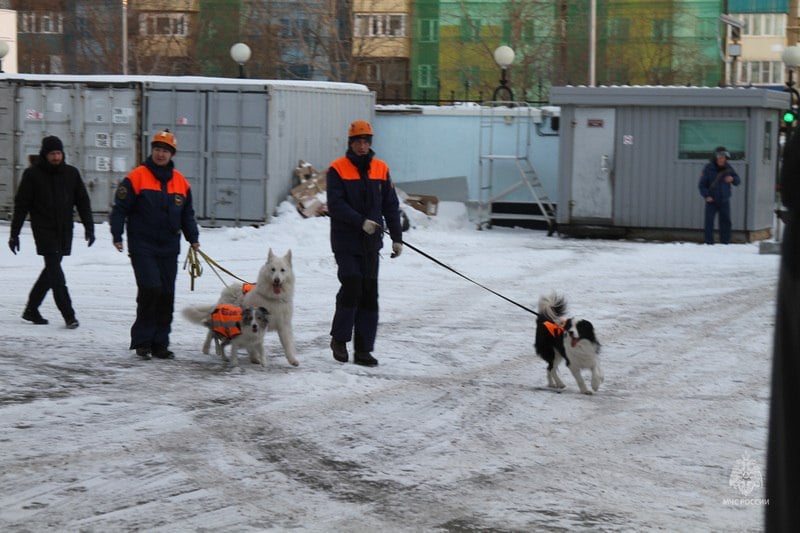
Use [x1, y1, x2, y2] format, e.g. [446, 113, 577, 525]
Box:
[183, 247, 251, 290]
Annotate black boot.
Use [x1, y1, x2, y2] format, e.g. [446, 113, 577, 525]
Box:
[22, 308, 48, 325]
[152, 344, 175, 359]
[353, 333, 377, 366]
[354, 351, 378, 367]
[135, 344, 152, 360]
[330, 338, 349, 362]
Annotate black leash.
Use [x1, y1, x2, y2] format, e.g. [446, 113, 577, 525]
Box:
[325, 212, 538, 316]
[399, 238, 539, 317]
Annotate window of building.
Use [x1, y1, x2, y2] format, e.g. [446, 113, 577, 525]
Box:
[354, 14, 406, 37]
[461, 18, 481, 42]
[736, 60, 783, 85]
[737, 13, 786, 37]
[418, 64, 436, 88]
[652, 19, 673, 42]
[460, 66, 480, 89]
[139, 13, 188, 37]
[280, 17, 310, 40]
[606, 18, 630, 40]
[419, 19, 438, 43]
[678, 119, 746, 160]
[502, 19, 534, 43]
[19, 11, 64, 34]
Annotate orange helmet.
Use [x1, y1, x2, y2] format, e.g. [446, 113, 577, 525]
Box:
[348, 120, 373, 139]
[151, 129, 177, 153]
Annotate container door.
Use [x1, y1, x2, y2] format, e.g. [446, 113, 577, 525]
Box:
[206, 91, 268, 223]
[16, 84, 75, 170]
[570, 107, 615, 221]
[80, 86, 139, 212]
[143, 89, 207, 217]
[0, 83, 16, 218]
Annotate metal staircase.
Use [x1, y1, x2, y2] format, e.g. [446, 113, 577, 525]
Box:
[477, 102, 556, 234]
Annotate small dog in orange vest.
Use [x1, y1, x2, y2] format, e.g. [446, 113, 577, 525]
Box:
[182, 304, 269, 367]
[534, 292, 603, 394]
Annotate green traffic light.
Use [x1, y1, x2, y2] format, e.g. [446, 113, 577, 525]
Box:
[784, 110, 797, 123]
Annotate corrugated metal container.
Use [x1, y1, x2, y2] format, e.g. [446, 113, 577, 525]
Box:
[8, 78, 140, 217]
[550, 86, 788, 242]
[264, 84, 375, 223]
[142, 79, 374, 224]
[0, 75, 373, 224]
[0, 82, 15, 215]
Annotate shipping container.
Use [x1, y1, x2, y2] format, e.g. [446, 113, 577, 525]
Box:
[550, 85, 787, 242]
[0, 75, 374, 224]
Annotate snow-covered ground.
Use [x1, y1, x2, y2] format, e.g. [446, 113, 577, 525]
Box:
[0, 202, 774, 531]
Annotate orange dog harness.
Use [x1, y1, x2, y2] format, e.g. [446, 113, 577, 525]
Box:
[544, 321, 564, 338]
[210, 304, 242, 340]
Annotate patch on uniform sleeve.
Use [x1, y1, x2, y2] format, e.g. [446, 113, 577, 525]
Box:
[115, 185, 127, 200]
[174, 194, 184, 207]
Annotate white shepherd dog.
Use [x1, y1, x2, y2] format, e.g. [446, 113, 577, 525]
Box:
[205, 248, 299, 367]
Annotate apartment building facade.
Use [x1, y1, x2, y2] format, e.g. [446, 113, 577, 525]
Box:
[6, 1, 800, 103]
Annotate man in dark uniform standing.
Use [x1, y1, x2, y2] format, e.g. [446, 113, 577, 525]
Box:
[326, 120, 403, 366]
[766, 129, 800, 531]
[110, 130, 200, 360]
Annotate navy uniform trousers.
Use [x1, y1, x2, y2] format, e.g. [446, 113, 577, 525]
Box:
[330, 251, 379, 353]
[129, 253, 178, 350]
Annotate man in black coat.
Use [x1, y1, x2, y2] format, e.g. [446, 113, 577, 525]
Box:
[8, 135, 95, 329]
[766, 128, 800, 531]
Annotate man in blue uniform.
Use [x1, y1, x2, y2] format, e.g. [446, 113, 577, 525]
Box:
[327, 120, 403, 366]
[110, 130, 200, 360]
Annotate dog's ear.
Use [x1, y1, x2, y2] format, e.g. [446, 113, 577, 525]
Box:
[285, 249, 292, 265]
[268, 248, 274, 260]
[258, 306, 269, 315]
[577, 320, 599, 344]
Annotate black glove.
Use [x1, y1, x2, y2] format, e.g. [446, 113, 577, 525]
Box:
[85, 228, 95, 247]
[8, 235, 19, 255]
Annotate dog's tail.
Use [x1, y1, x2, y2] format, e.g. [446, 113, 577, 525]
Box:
[538, 292, 567, 322]
[181, 304, 218, 326]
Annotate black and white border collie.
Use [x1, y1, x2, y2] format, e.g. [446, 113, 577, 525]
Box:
[534, 293, 603, 394]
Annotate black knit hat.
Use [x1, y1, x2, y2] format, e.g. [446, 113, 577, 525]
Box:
[41, 136, 64, 155]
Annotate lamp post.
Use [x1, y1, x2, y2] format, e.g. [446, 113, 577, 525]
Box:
[230, 42, 251, 79]
[781, 45, 800, 138]
[492, 45, 515, 102]
[0, 41, 8, 73]
[122, 0, 128, 75]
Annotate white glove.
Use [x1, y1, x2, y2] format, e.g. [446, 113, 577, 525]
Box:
[362, 219, 381, 235]
[391, 241, 402, 258]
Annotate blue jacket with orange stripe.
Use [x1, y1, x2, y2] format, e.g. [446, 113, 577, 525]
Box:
[110, 157, 199, 256]
[326, 149, 402, 254]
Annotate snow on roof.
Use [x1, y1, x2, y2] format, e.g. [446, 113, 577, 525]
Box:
[0, 73, 370, 92]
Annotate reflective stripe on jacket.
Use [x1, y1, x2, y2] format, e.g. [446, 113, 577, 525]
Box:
[110, 162, 199, 256]
[326, 154, 402, 254]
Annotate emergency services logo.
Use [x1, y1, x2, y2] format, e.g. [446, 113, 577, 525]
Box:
[723, 452, 767, 506]
[175, 194, 184, 206]
[115, 185, 127, 200]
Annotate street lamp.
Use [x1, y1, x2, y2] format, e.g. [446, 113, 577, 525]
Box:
[0, 41, 8, 73]
[781, 45, 800, 137]
[122, 0, 128, 75]
[230, 42, 251, 79]
[492, 45, 515, 102]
